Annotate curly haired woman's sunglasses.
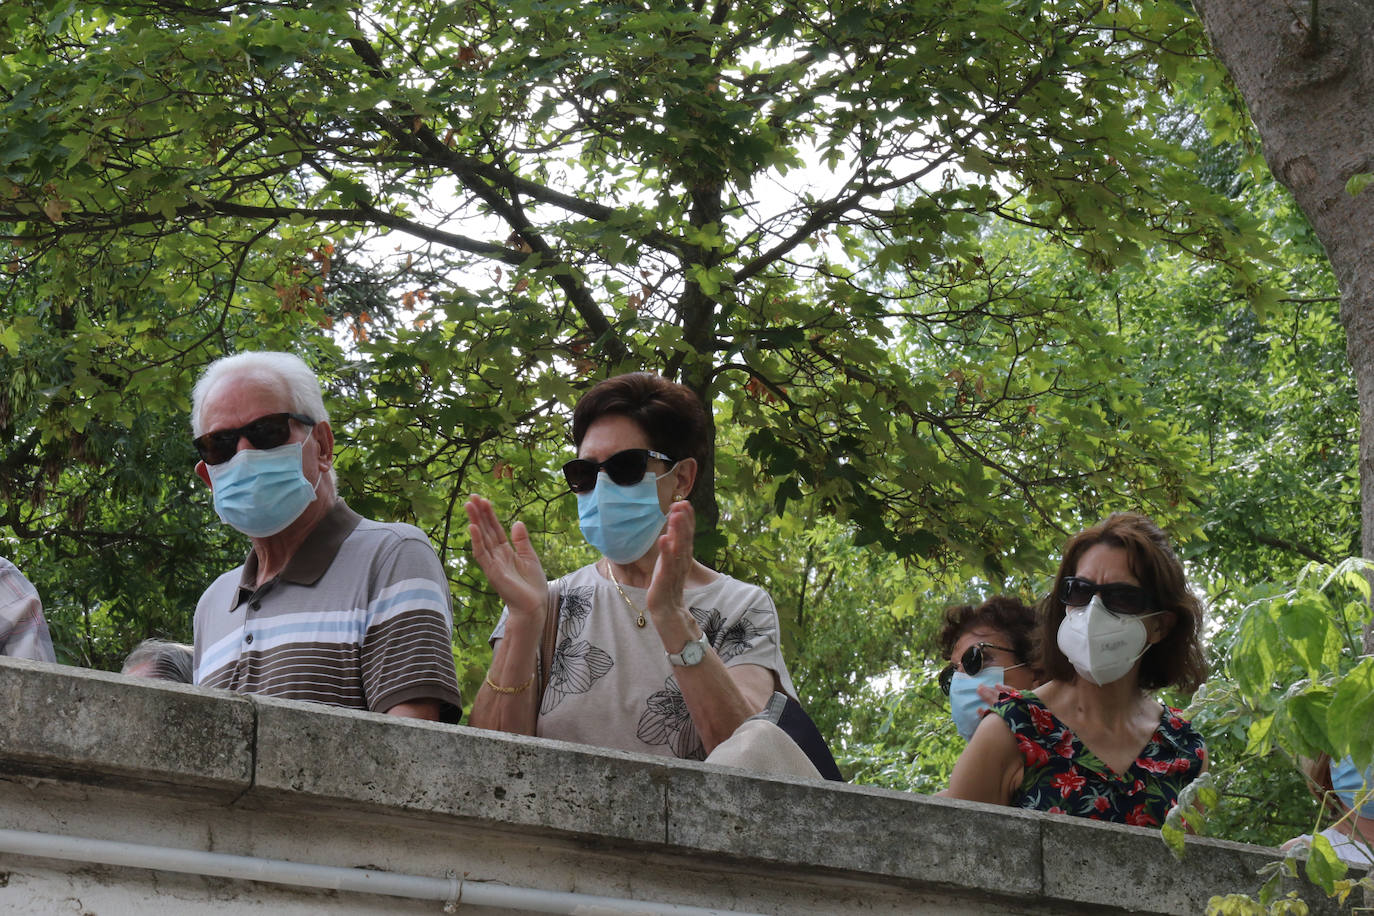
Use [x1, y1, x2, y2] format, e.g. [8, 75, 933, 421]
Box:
[561, 448, 675, 494]
[1059, 577, 1154, 615]
[938, 643, 1018, 696]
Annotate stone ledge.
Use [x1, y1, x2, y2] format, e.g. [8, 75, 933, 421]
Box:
[664, 763, 1045, 898]
[0, 658, 253, 799]
[0, 658, 1355, 915]
[250, 695, 670, 844]
[1038, 809, 1318, 913]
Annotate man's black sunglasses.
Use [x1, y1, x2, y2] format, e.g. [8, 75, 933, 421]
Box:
[194, 412, 315, 465]
[938, 642, 1018, 696]
[562, 448, 675, 494]
[1059, 576, 1154, 615]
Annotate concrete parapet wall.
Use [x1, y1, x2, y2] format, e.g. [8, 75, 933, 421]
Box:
[0, 658, 1356, 914]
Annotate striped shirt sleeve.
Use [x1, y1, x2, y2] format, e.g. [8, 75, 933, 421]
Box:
[360, 536, 462, 716]
[0, 558, 56, 662]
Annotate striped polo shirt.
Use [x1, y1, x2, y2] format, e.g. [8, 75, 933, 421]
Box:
[193, 500, 462, 721]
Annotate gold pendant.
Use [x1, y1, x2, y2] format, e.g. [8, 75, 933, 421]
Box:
[608, 563, 650, 629]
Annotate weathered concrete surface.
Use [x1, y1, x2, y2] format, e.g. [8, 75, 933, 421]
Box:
[0, 656, 253, 798]
[1038, 811, 1319, 914]
[0, 659, 1361, 915]
[251, 696, 670, 843]
[666, 762, 1046, 896]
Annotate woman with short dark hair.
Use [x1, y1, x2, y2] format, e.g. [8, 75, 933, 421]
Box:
[465, 373, 821, 773]
[946, 512, 1208, 825]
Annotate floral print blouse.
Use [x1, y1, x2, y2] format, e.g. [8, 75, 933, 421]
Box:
[990, 688, 1207, 826]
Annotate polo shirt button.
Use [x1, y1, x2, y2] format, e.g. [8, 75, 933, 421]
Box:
[245, 633, 254, 644]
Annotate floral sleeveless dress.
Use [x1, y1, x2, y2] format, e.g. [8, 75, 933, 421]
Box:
[990, 688, 1207, 826]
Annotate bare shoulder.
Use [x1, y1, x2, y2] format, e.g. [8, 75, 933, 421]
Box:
[946, 710, 1021, 805]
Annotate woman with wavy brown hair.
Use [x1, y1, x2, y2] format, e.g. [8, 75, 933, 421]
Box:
[946, 512, 1208, 825]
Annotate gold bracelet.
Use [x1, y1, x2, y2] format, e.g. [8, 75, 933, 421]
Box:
[485, 671, 535, 695]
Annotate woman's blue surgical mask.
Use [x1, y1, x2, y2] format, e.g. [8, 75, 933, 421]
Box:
[207, 441, 321, 538]
[1330, 756, 1374, 818]
[949, 666, 1009, 741]
[576, 471, 668, 564]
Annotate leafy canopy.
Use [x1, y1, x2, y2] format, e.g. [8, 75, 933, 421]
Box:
[1, 0, 1273, 580]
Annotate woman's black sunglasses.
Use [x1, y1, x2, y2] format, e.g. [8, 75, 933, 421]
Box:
[1059, 576, 1154, 615]
[938, 642, 1017, 696]
[562, 448, 675, 494]
[194, 412, 315, 465]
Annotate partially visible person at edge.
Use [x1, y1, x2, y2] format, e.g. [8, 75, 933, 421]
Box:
[946, 512, 1208, 826]
[190, 352, 462, 722]
[465, 372, 823, 776]
[1282, 753, 1374, 867]
[122, 638, 195, 683]
[0, 556, 56, 662]
[937, 596, 1042, 742]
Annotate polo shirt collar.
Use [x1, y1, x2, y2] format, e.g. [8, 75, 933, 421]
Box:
[233, 499, 363, 601]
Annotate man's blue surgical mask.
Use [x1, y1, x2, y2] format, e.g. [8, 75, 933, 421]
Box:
[1330, 756, 1374, 818]
[207, 441, 320, 538]
[576, 471, 668, 564]
[950, 666, 1008, 741]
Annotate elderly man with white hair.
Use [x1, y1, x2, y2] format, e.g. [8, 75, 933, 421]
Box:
[190, 352, 462, 721]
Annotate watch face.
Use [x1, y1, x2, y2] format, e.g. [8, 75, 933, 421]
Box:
[680, 639, 706, 665]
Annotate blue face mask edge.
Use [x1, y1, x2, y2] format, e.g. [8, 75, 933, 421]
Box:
[576, 470, 668, 564]
[949, 665, 1008, 741]
[206, 440, 321, 538]
[1330, 756, 1374, 818]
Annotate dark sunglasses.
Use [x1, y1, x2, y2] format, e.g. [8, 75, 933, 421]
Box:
[1059, 576, 1154, 615]
[193, 412, 315, 465]
[561, 448, 675, 494]
[938, 642, 1018, 696]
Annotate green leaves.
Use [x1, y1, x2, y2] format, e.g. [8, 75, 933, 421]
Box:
[1302, 832, 1346, 893]
[1222, 559, 1373, 761]
[1162, 770, 1220, 858]
[1327, 658, 1374, 769]
[1189, 553, 1374, 898]
[1345, 172, 1373, 197]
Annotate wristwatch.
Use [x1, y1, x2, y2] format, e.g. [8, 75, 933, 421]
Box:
[666, 631, 710, 667]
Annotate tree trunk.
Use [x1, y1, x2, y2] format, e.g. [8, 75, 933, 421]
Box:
[1193, 0, 1374, 652]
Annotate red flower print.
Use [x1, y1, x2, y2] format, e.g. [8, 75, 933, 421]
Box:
[1017, 733, 1049, 768]
[1047, 806, 1066, 815]
[1132, 779, 1146, 794]
[1169, 757, 1194, 774]
[1030, 704, 1056, 735]
[1054, 730, 1074, 758]
[1168, 713, 1184, 730]
[1093, 796, 1111, 812]
[1137, 756, 1173, 774]
[1052, 768, 1086, 797]
[1126, 804, 1157, 827]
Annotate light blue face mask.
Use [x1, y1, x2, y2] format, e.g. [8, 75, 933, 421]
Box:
[1330, 756, 1374, 818]
[576, 471, 668, 564]
[949, 666, 1008, 741]
[207, 441, 320, 538]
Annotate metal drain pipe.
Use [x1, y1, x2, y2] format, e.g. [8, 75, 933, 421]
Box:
[0, 827, 765, 916]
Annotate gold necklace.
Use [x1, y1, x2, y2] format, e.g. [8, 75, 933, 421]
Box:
[606, 564, 647, 628]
